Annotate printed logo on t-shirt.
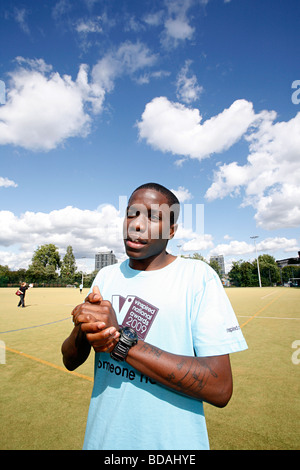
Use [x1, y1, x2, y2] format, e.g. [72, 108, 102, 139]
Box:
[112, 295, 159, 340]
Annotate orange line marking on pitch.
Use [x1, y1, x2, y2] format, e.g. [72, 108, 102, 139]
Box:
[3, 345, 93, 382]
[240, 291, 286, 328]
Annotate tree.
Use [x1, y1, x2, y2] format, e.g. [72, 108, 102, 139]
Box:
[256, 254, 281, 286]
[26, 262, 47, 284]
[229, 260, 257, 287]
[281, 265, 300, 284]
[187, 253, 222, 279]
[240, 261, 255, 286]
[191, 253, 207, 262]
[209, 259, 222, 278]
[27, 244, 61, 283]
[228, 254, 282, 287]
[31, 244, 61, 270]
[0, 265, 10, 286]
[228, 261, 243, 287]
[60, 246, 77, 283]
[83, 270, 98, 288]
[228, 260, 254, 286]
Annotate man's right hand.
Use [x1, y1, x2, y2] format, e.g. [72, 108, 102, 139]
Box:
[71, 285, 120, 353]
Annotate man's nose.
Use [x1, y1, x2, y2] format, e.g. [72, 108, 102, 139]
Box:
[129, 213, 147, 233]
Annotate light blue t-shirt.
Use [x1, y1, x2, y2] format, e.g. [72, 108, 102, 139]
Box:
[83, 257, 247, 450]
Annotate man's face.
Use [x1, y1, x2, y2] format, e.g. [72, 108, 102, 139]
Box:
[123, 188, 177, 261]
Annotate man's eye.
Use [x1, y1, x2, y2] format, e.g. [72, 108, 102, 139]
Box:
[150, 213, 160, 221]
[127, 209, 139, 218]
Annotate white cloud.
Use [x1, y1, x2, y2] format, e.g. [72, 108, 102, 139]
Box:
[143, 0, 211, 49]
[0, 43, 157, 152]
[137, 97, 256, 160]
[0, 42, 157, 151]
[138, 95, 300, 230]
[160, 0, 198, 48]
[52, 0, 72, 22]
[0, 205, 125, 269]
[0, 199, 213, 270]
[134, 70, 171, 85]
[13, 7, 30, 35]
[253, 184, 300, 230]
[205, 161, 249, 200]
[210, 240, 254, 257]
[257, 237, 299, 253]
[206, 110, 300, 229]
[0, 249, 34, 271]
[0, 177, 17, 188]
[83, 0, 101, 10]
[176, 60, 203, 104]
[0, 58, 105, 151]
[171, 186, 193, 202]
[181, 234, 214, 252]
[115, 41, 157, 72]
[209, 237, 299, 258]
[143, 11, 164, 27]
[14, 56, 53, 73]
[1, 202, 297, 271]
[164, 17, 194, 42]
[92, 41, 157, 93]
[75, 17, 103, 34]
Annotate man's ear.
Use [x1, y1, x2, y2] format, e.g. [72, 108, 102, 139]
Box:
[169, 223, 178, 240]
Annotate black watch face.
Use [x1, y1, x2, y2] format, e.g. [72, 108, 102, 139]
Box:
[122, 326, 138, 340]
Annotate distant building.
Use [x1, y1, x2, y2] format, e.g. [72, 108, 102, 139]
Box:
[276, 251, 300, 286]
[95, 251, 117, 271]
[276, 251, 300, 269]
[210, 254, 225, 276]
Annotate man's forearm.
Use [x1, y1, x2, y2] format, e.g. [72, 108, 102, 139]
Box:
[126, 341, 232, 407]
[61, 324, 91, 371]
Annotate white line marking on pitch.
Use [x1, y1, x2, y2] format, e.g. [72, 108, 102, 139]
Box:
[238, 315, 299, 320]
[261, 291, 278, 299]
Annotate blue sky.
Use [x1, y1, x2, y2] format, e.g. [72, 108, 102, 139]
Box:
[0, 0, 299, 274]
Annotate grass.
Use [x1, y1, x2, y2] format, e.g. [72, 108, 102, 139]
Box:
[1, 286, 299, 450]
[205, 287, 300, 450]
[0, 287, 93, 450]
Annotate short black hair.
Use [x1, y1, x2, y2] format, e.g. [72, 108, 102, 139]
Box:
[130, 182, 180, 224]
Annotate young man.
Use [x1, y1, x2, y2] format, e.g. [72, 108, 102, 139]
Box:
[61, 183, 247, 450]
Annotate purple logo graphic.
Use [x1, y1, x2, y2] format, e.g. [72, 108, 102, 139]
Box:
[112, 295, 159, 340]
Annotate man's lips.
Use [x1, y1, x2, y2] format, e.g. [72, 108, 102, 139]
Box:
[125, 237, 147, 249]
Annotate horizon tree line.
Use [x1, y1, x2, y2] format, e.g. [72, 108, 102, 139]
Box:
[0, 244, 299, 287]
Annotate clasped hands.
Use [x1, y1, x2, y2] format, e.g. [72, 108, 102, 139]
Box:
[71, 286, 120, 353]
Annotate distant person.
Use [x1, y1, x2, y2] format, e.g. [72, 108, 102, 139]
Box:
[79, 283, 83, 293]
[62, 182, 247, 450]
[17, 282, 28, 308]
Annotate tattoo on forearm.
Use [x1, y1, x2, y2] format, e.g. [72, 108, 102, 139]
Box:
[138, 343, 219, 398]
[166, 372, 175, 383]
[176, 359, 186, 370]
[140, 343, 162, 359]
[166, 358, 218, 394]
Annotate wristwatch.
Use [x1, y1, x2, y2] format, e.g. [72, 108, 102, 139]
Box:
[110, 326, 138, 362]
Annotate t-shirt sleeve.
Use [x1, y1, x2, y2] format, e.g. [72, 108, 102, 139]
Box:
[191, 268, 248, 357]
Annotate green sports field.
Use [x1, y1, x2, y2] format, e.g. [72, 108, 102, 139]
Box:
[0, 286, 299, 450]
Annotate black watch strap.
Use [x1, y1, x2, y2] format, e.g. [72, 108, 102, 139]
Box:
[110, 327, 138, 362]
[110, 341, 130, 362]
